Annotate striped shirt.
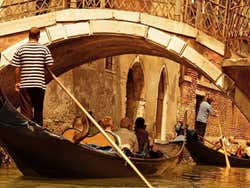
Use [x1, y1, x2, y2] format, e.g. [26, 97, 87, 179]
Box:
[11, 42, 54, 90]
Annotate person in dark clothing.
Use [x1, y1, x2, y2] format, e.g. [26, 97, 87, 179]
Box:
[11, 27, 54, 126]
[134, 117, 150, 156]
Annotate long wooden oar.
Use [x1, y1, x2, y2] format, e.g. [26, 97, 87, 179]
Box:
[47, 68, 154, 188]
[218, 121, 231, 169]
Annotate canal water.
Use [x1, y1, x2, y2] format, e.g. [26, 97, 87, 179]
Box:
[1, 164, 250, 188]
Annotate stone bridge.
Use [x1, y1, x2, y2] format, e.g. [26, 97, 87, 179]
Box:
[0, 0, 249, 122]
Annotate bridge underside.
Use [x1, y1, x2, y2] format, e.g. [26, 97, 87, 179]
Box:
[0, 34, 185, 107]
[223, 58, 250, 99]
[49, 35, 186, 76]
[223, 58, 250, 119]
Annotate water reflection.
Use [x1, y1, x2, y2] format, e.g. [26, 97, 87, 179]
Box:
[1, 165, 250, 188]
[181, 165, 250, 188]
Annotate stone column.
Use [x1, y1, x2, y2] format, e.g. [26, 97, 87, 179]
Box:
[135, 100, 146, 119]
[160, 93, 168, 141]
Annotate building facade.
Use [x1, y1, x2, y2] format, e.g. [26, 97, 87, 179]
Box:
[44, 55, 181, 141]
[44, 52, 250, 141]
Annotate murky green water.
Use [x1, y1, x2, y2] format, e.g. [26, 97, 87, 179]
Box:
[0, 164, 250, 188]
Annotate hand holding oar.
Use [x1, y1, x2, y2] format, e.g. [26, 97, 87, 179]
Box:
[47, 68, 154, 188]
[218, 120, 231, 169]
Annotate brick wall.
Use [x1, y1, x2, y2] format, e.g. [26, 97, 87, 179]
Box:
[0, 32, 26, 52]
[180, 67, 250, 140]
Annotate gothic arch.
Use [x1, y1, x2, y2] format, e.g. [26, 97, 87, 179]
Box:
[155, 66, 168, 140]
[126, 62, 145, 123]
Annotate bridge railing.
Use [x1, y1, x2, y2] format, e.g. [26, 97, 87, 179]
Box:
[0, 0, 179, 21]
[183, 0, 228, 41]
[0, 0, 249, 57]
[227, 4, 250, 57]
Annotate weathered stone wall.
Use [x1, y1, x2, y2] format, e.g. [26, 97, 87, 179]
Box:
[44, 58, 120, 134]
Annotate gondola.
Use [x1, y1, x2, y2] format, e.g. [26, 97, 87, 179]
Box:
[0, 90, 184, 178]
[185, 130, 250, 168]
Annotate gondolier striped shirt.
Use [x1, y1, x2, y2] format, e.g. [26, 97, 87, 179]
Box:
[11, 43, 54, 90]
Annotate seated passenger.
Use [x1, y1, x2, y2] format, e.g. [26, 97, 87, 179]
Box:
[114, 117, 139, 153]
[246, 142, 250, 156]
[62, 114, 90, 143]
[216, 136, 237, 156]
[217, 136, 248, 158]
[235, 145, 244, 158]
[134, 117, 150, 156]
[81, 116, 119, 147]
[72, 113, 92, 143]
[242, 141, 250, 159]
[227, 136, 240, 155]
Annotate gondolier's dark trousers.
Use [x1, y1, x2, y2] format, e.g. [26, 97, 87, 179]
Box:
[19, 88, 45, 127]
[195, 121, 207, 142]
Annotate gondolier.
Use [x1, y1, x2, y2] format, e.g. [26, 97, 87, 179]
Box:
[195, 97, 216, 142]
[11, 27, 54, 127]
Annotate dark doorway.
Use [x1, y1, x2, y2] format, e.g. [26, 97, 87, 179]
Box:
[195, 95, 205, 120]
[125, 63, 144, 123]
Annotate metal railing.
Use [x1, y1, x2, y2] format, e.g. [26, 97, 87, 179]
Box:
[0, 0, 249, 57]
[227, 4, 250, 57]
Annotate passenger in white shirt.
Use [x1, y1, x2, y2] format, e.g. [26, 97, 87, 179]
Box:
[114, 117, 139, 153]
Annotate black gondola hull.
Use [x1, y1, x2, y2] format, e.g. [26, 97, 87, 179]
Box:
[0, 94, 183, 178]
[186, 132, 250, 168]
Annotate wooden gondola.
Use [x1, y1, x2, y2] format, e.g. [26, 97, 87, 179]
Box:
[185, 130, 250, 168]
[0, 90, 184, 178]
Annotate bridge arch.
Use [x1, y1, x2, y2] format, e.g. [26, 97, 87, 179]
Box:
[0, 9, 229, 113]
[4, 9, 250, 122]
[0, 9, 223, 79]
